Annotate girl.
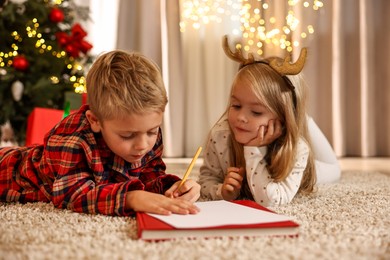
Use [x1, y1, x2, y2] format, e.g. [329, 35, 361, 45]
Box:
[198, 36, 340, 206]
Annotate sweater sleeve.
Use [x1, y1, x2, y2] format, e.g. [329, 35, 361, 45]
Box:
[48, 146, 145, 216]
[244, 139, 309, 206]
[198, 123, 231, 201]
[45, 128, 146, 216]
[140, 156, 181, 194]
[51, 171, 143, 216]
[198, 137, 225, 200]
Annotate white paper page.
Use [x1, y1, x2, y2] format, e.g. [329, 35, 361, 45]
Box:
[146, 200, 292, 229]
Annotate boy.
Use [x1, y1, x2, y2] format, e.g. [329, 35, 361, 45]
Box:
[0, 50, 200, 216]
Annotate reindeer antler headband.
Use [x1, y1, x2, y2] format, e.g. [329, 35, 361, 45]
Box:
[222, 35, 307, 108]
[222, 35, 307, 75]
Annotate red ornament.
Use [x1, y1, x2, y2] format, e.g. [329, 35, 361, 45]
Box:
[13, 56, 29, 71]
[49, 8, 65, 23]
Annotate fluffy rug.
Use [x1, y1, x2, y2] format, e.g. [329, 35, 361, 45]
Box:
[1, 169, 389, 260]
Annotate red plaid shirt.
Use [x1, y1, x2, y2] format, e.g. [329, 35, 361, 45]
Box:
[0, 105, 180, 216]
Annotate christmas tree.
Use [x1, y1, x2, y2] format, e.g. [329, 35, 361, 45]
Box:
[0, 0, 93, 144]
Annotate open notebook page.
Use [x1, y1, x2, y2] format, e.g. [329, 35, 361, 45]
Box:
[146, 200, 292, 229]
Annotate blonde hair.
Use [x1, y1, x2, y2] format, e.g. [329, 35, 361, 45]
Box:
[226, 60, 316, 195]
[86, 50, 168, 120]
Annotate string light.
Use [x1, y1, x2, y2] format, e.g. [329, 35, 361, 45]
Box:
[180, 0, 323, 54]
[73, 76, 86, 93]
[0, 15, 88, 93]
[179, 0, 241, 32]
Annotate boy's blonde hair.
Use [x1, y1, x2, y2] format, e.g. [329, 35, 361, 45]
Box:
[86, 50, 168, 120]
[227, 60, 316, 195]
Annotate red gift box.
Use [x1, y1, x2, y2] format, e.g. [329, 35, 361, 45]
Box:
[25, 92, 87, 146]
[25, 108, 66, 146]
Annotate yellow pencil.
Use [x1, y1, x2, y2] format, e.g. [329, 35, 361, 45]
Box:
[177, 146, 202, 191]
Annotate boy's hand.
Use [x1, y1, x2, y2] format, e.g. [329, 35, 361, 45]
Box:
[126, 190, 199, 215]
[245, 119, 283, 147]
[165, 179, 200, 203]
[221, 167, 245, 201]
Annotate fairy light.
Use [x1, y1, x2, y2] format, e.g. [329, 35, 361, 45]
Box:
[0, 33, 19, 67]
[24, 17, 87, 94]
[179, 0, 241, 32]
[0, 0, 92, 102]
[0, 52, 4, 68]
[73, 76, 87, 93]
[180, 0, 323, 54]
[50, 76, 60, 84]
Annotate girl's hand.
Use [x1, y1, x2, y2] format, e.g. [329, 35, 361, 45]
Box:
[221, 167, 245, 201]
[165, 179, 201, 203]
[246, 119, 283, 147]
[126, 190, 200, 215]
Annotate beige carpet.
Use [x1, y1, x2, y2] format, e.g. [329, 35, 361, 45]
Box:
[1, 169, 389, 260]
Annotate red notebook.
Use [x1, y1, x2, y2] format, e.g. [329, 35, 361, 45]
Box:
[136, 200, 299, 241]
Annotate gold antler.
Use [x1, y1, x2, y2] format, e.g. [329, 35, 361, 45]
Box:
[222, 35, 307, 75]
[222, 35, 255, 66]
[269, 48, 307, 75]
